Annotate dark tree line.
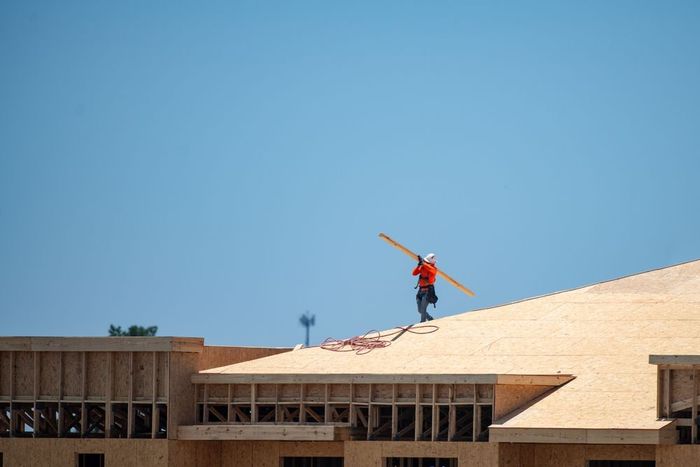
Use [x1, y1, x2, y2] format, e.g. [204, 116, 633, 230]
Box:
[108, 324, 158, 336]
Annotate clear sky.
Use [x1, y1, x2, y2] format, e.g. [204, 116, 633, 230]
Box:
[2, 1, 699, 347]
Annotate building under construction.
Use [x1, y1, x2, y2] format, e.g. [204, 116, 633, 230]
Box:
[2, 259, 700, 466]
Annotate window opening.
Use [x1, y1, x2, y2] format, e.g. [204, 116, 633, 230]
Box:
[385, 458, 457, 467]
[77, 453, 104, 467]
[282, 457, 343, 467]
[587, 462, 655, 467]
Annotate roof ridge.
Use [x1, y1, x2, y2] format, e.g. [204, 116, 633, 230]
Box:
[462, 257, 700, 315]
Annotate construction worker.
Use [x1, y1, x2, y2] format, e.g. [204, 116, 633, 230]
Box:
[413, 253, 438, 322]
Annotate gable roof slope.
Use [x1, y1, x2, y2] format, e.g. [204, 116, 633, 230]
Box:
[201, 259, 700, 433]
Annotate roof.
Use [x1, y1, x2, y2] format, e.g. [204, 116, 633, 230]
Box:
[198, 259, 700, 437]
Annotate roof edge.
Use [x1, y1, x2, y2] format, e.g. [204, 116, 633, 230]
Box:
[464, 257, 700, 315]
[489, 422, 677, 445]
[0, 336, 205, 353]
[191, 373, 573, 385]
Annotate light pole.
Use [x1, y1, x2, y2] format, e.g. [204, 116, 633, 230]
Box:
[299, 311, 315, 347]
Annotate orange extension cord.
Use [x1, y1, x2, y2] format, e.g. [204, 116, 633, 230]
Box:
[319, 324, 439, 355]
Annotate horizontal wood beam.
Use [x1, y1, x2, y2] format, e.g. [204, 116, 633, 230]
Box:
[650, 355, 700, 366]
[0, 337, 204, 353]
[192, 373, 573, 386]
[178, 424, 350, 441]
[489, 423, 677, 445]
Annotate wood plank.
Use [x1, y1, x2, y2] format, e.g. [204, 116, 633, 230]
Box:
[414, 383, 421, 442]
[33, 351, 38, 439]
[489, 425, 677, 444]
[378, 232, 476, 296]
[127, 351, 133, 438]
[151, 351, 157, 439]
[693, 367, 698, 444]
[191, 372, 504, 386]
[663, 368, 671, 418]
[105, 352, 112, 438]
[650, 355, 700, 366]
[0, 337, 204, 353]
[177, 423, 345, 441]
[80, 352, 86, 437]
[391, 384, 397, 439]
[496, 375, 574, 385]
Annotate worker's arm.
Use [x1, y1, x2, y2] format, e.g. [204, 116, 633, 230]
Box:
[412, 264, 422, 276]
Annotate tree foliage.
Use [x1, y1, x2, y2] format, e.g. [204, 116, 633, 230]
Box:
[108, 324, 158, 336]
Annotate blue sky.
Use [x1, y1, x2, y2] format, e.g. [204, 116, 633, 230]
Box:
[1, 1, 699, 347]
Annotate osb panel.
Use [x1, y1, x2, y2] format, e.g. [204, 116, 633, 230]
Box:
[168, 440, 222, 467]
[419, 384, 433, 403]
[207, 384, 229, 401]
[304, 384, 325, 401]
[108, 439, 169, 466]
[133, 352, 154, 400]
[0, 352, 12, 397]
[344, 441, 383, 467]
[477, 384, 493, 401]
[494, 385, 553, 421]
[278, 384, 300, 401]
[61, 352, 83, 399]
[511, 444, 656, 467]
[113, 352, 131, 401]
[157, 352, 169, 400]
[457, 442, 500, 467]
[0, 439, 168, 467]
[397, 384, 416, 400]
[39, 352, 60, 399]
[250, 440, 281, 467]
[436, 384, 450, 402]
[329, 384, 350, 401]
[86, 352, 109, 400]
[278, 441, 344, 457]
[381, 441, 459, 458]
[353, 384, 369, 401]
[455, 384, 475, 401]
[657, 445, 700, 467]
[371, 384, 393, 402]
[14, 351, 34, 398]
[584, 444, 655, 460]
[199, 346, 291, 371]
[499, 443, 521, 467]
[516, 443, 585, 467]
[671, 369, 694, 406]
[232, 384, 251, 402]
[256, 384, 276, 401]
[221, 440, 253, 467]
[169, 352, 200, 439]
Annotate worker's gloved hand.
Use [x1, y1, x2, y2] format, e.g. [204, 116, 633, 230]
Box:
[417, 255, 423, 265]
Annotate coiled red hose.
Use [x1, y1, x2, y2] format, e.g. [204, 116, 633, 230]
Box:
[320, 324, 439, 355]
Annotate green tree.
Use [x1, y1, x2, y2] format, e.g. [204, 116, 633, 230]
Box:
[108, 324, 158, 336]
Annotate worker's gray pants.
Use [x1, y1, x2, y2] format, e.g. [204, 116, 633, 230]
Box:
[416, 293, 434, 323]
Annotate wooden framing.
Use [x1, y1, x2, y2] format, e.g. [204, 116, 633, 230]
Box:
[0, 337, 204, 353]
[178, 423, 345, 440]
[0, 347, 172, 440]
[192, 381, 494, 442]
[488, 425, 678, 445]
[652, 358, 700, 445]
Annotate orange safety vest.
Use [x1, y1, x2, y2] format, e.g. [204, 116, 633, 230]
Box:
[412, 262, 437, 288]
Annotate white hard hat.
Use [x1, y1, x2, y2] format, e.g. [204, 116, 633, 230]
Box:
[424, 253, 436, 264]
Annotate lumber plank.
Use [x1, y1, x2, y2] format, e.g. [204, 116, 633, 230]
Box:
[177, 423, 344, 441]
[378, 233, 475, 297]
[693, 367, 698, 444]
[192, 373, 573, 386]
[0, 337, 204, 353]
